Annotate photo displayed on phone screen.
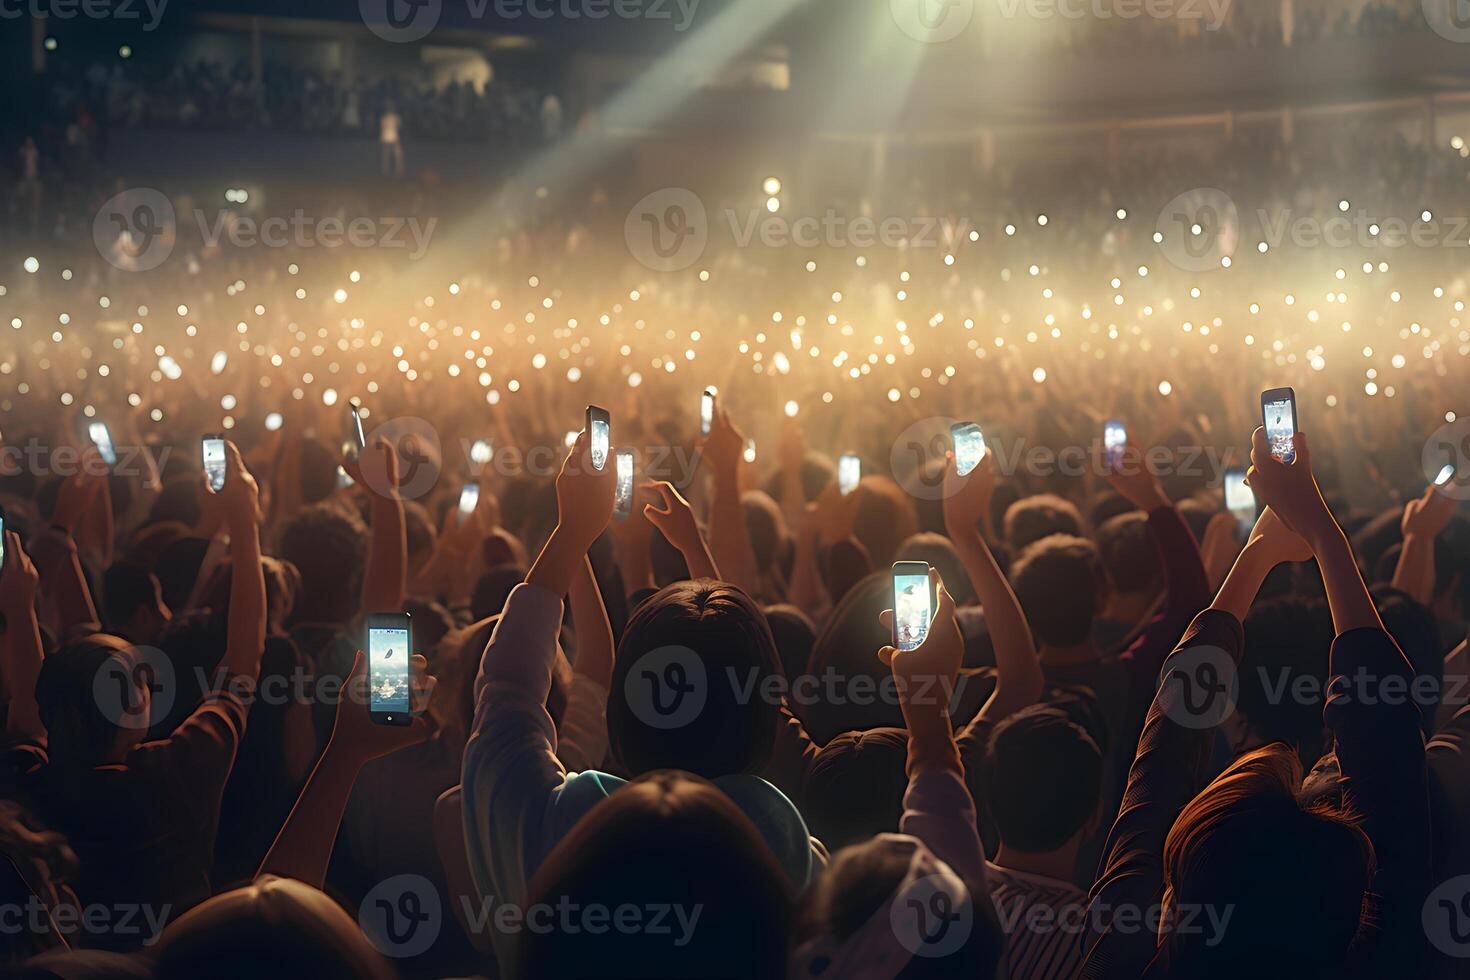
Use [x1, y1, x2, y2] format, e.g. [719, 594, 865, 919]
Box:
[615, 449, 634, 519]
[1262, 389, 1296, 463]
[892, 564, 932, 652]
[952, 423, 985, 477]
[839, 454, 861, 496]
[203, 437, 227, 492]
[369, 618, 411, 723]
[1104, 420, 1127, 469]
[588, 406, 610, 471]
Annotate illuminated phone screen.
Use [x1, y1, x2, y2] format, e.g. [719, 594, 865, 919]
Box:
[615, 450, 634, 517]
[701, 391, 715, 436]
[351, 405, 366, 450]
[893, 570, 932, 653]
[591, 419, 610, 471]
[1104, 421, 1127, 468]
[839, 455, 861, 496]
[458, 484, 479, 518]
[89, 422, 117, 465]
[369, 624, 411, 719]
[1263, 397, 1296, 463]
[1224, 468, 1255, 522]
[203, 438, 227, 492]
[953, 424, 985, 477]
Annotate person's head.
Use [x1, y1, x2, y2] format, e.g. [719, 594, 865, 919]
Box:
[1010, 534, 1106, 650]
[517, 771, 793, 979]
[852, 477, 918, 568]
[607, 580, 780, 778]
[1002, 494, 1084, 553]
[1231, 599, 1332, 762]
[144, 478, 203, 529]
[982, 705, 1102, 856]
[1161, 745, 1373, 979]
[1372, 586, 1443, 736]
[742, 489, 792, 580]
[101, 561, 172, 645]
[402, 499, 437, 579]
[151, 876, 394, 980]
[1095, 512, 1162, 599]
[279, 504, 368, 626]
[895, 532, 976, 607]
[805, 572, 905, 742]
[763, 603, 817, 681]
[1086, 490, 1133, 530]
[470, 563, 528, 621]
[35, 634, 149, 766]
[802, 728, 909, 851]
[153, 536, 212, 614]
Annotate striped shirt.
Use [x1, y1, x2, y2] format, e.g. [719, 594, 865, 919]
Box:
[987, 861, 1088, 980]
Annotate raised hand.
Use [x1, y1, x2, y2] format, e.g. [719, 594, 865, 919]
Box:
[336, 650, 437, 761]
[555, 428, 617, 552]
[942, 451, 996, 537]
[342, 436, 401, 499]
[1246, 427, 1335, 546]
[0, 530, 39, 616]
[1401, 483, 1458, 541]
[1104, 440, 1169, 513]
[877, 568, 963, 691]
[1245, 506, 1313, 567]
[701, 404, 746, 478]
[203, 439, 262, 530]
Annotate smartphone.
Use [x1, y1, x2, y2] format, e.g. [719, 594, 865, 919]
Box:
[458, 483, 480, 523]
[1104, 419, 1127, 470]
[701, 389, 716, 437]
[202, 435, 227, 492]
[1435, 462, 1455, 488]
[88, 421, 117, 466]
[951, 422, 985, 477]
[0, 504, 7, 570]
[587, 405, 611, 472]
[336, 465, 354, 490]
[891, 561, 934, 653]
[1261, 387, 1297, 463]
[348, 399, 367, 455]
[469, 439, 493, 465]
[744, 439, 757, 464]
[839, 454, 861, 496]
[366, 612, 413, 727]
[614, 449, 635, 520]
[1224, 466, 1257, 531]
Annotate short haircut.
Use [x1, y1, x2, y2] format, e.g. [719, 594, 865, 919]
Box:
[983, 705, 1102, 852]
[1095, 512, 1161, 596]
[1010, 534, 1104, 647]
[102, 562, 164, 633]
[1003, 494, 1084, 553]
[607, 580, 780, 778]
[802, 728, 909, 852]
[279, 504, 367, 627]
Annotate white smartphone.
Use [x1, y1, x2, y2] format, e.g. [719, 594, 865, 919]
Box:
[951, 422, 985, 477]
[458, 483, 480, 522]
[89, 421, 117, 466]
[1261, 387, 1297, 464]
[366, 612, 413, 727]
[587, 405, 610, 472]
[202, 435, 227, 492]
[891, 561, 933, 653]
[1435, 462, 1455, 488]
[701, 389, 716, 437]
[615, 449, 635, 520]
[1104, 420, 1127, 469]
[839, 454, 861, 496]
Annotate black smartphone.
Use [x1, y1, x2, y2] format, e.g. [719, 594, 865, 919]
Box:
[891, 561, 934, 653]
[366, 612, 413, 727]
[587, 405, 611, 472]
[701, 389, 716, 436]
[839, 454, 861, 496]
[615, 449, 635, 520]
[1224, 466, 1256, 538]
[202, 435, 227, 492]
[1261, 387, 1297, 464]
[88, 421, 117, 466]
[951, 422, 985, 477]
[349, 399, 367, 456]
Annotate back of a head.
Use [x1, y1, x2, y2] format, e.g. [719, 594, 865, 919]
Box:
[852, 476, 918, 568]
[803, 728, 909, 851]
[1010, 534, 1104, 648]
[983, 705, 1102, 853]
[279, 503, 368, 626]
[1163, 745, 1372, 979]
[517, 771, 792, 979]
[608, 580, 780, 778]
[101, 562, 166, 639]
[34, 635, 134, 768]
[1234, 599, 1332, 761]
[896, 532, 976, 607]
[470, 563, 528, 622]
[1003, 493, 1083, 553]
[152, 876, 394, 980]
[805, 572, 906, 742]
[1371, 585, 1443, 736]
[763, 602, 817, 681]
[1095, 511, 1161, 597]
[741, 489, 789, 576]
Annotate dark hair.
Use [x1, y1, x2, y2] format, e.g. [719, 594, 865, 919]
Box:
[101, 562, 167, 638]
[1087, 490, 1134, 530]
[982, 705, 1101, 852]
[804, 572, 904, 742]
[852, 477, 917, 569]
[145, 478, 203, 529]
[34, 635, 135, 768]
[1371, 586, 1443, 736]
[1010, 534, 1104, 648]
[279, 504, 368, 626]
[517, 771, 793, 979]
[741, 490, 789, 576]
[763, 603, 817, 681]
[895, 533, 976, 607]
[1233, 599, 1332, 761]
[1095, 512, 1161, 597]
[802, 728, 909, 851]
[471, 564, 528, 622]
[607, 581, 780, 778]
[1003, 494, 1084, 553]
[153, 537, 212, 615]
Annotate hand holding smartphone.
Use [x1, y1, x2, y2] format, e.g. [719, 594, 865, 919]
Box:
[202, 435, 227, 492]
[951, 422, 985, 477]
[891, 561, 934, 653]
[838, 454, 861, 496]
[458, 483, 480, 524]
[701, 389, 716, 437]
[348, 400, 367, 459]
[614, 449, 635, 520]
[88, 421, 117, 467]
[1261, 387, 1297, 463]
[1104, 419, 1127, 470]
[367, 613, 414, 727]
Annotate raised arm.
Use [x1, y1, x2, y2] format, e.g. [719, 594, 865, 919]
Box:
[0, 532, 46, 744]
[568, 556, 614, 691]
[702, 404, 761, 595]
[212, 442, 268, 684]
[36, 467, 102, 634]
[1391, 483, 1456, 607]
[941, 454, 1043, 725]
[640, 480, 719, 581]
[349, 437, 407, 618]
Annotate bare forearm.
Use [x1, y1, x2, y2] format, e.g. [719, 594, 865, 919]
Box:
[952, 533, 1042, 721]
[1209, 539, 1276, 623]
[569, 556, 614, 690]
[1311, 529, 1383, 635]
[1390, 534, 1435, 606]
[220, 518, 267, 681]
[2, 605, 46, 741]
[528, 525, 588, 598]
[256, 742, 361, 887]
[51, 542, 100, 634]
[361, 493, 407, 615]
[708, 468, 760, 594]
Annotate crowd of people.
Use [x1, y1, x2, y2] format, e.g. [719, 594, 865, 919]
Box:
[1, 76, 1470, 979]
